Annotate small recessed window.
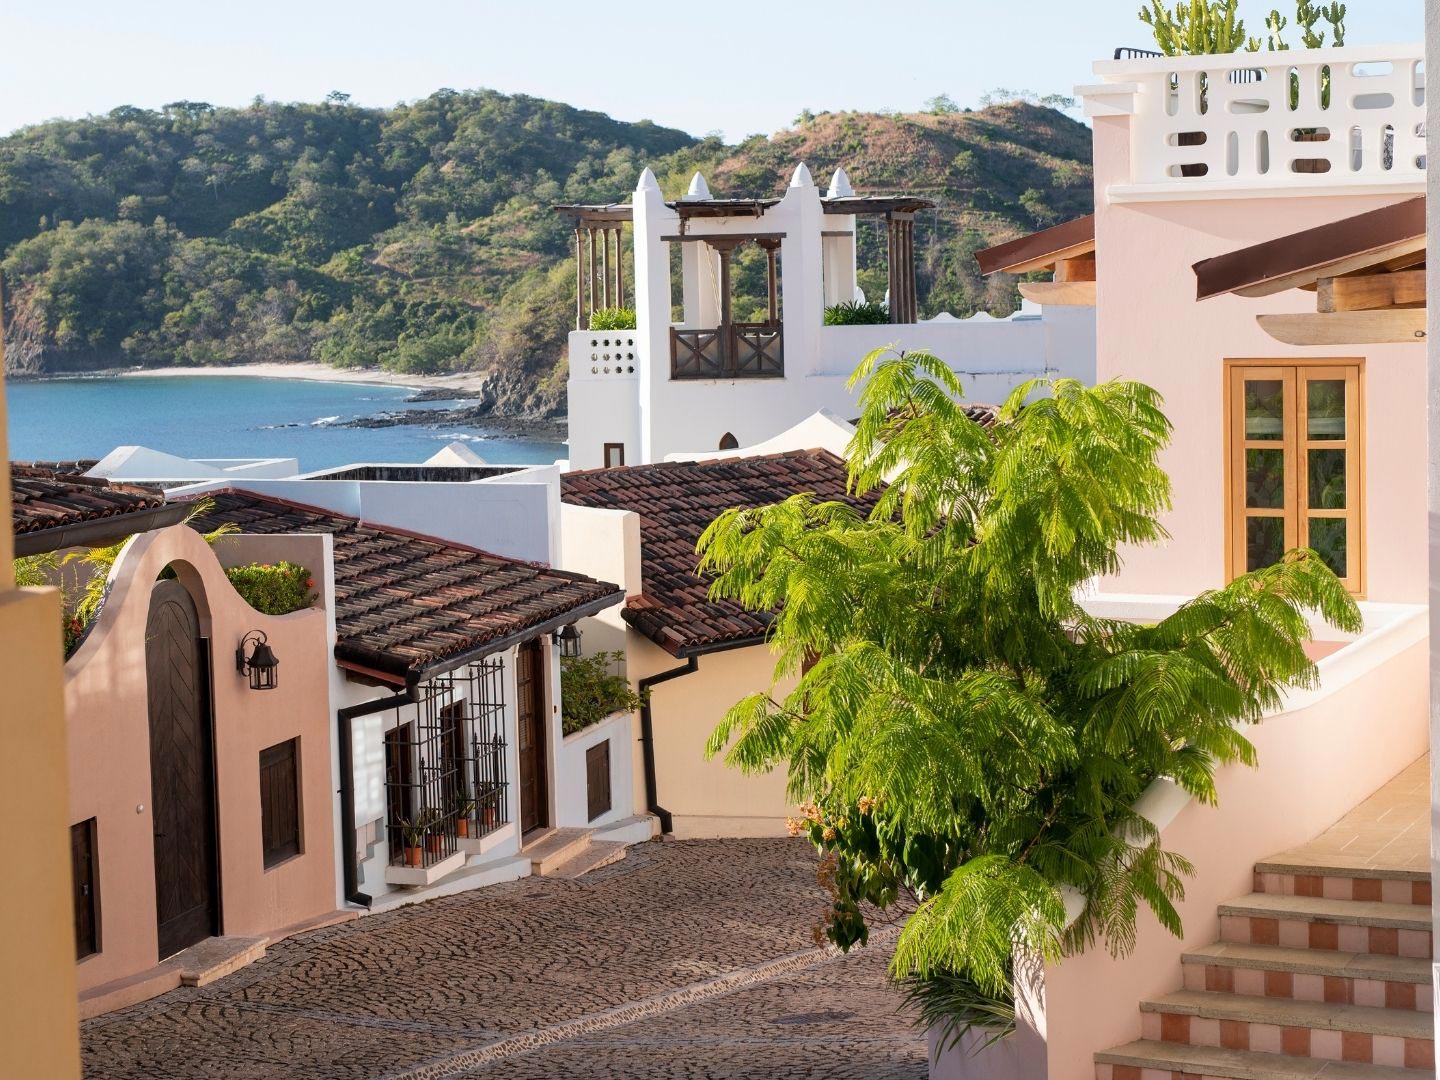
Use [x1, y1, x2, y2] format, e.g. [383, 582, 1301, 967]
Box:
[71, 818, 99, 959]
[260, 738, 302, 869]
[603, 443, 625, 468]
[718, 433, 739, 451]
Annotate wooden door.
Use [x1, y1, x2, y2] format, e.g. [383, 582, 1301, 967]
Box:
[71, 818, 99, 959]
[146, 580, 218, 960]
[516, 639, 548, 833]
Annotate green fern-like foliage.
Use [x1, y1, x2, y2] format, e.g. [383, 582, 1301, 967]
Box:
[698, 347, 1359, 1010]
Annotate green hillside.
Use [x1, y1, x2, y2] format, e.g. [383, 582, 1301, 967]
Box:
[0, 92, 1091, 418]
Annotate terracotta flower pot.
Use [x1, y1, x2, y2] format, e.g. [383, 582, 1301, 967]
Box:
[482, 805, 497, 829]
[404, 845, 422, 868]
[456, 818, 470, 838]
[425, 833, 444, 856]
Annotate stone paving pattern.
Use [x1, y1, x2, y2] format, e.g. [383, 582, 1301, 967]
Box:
[82, 839, 926, 1079]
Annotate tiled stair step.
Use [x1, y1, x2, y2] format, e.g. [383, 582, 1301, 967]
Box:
[1139, 991, 1433, 1069]
[1254, 865, 1431, 907]
[1182, 943, 1433, 1011]
[1218, 895, 1432, 959]
[552, 840, 627, 879]
[1097, 1039, 1419, 1079]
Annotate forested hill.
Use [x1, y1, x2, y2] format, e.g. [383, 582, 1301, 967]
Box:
[0, 92, 1092, 418]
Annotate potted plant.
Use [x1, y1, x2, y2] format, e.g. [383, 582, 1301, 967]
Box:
[397, 818, 424, 867]
[481, 792, 498, 831]
[453, 795, 477, 838]
[419, 808, 446, 856]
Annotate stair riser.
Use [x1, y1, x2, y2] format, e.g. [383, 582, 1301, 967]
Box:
[1140, 1011, 1434, 1069]
[1219, 915, 1432, 959]
[1256, 871, 1432, 906]
[1183, 963, 1433, 1011]
[1096, 1068, 1236, 1080]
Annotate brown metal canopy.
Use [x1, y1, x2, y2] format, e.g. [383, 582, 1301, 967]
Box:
[975, 214, 1096, 276]
[667, 198, 780, 219]
[1192, 197, 1425, 301]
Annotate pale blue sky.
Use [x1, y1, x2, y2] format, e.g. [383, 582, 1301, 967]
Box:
[0, 1, 1424, 139]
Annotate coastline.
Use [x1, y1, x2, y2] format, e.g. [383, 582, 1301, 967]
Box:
[16, 361, 569, 443]
[113, 361, 494, 395]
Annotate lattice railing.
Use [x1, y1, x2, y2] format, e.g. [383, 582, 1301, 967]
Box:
[670, 324, 784, 380]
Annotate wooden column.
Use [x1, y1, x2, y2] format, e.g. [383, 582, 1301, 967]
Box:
[587, 228, 597, 325]
[758, 239, 781, 325]
[613, 227, 624, 309]
[574, 227, 585, 329]
[888, 213, 917, 323]
[601, 227, 611, 309]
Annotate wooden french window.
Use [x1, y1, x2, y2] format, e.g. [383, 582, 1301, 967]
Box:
[1225, 360, 1364, 593]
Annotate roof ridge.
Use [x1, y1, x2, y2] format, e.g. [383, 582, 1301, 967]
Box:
[562, 446, 843, 480]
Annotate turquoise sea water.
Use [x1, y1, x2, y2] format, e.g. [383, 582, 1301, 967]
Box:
[5, 376, 566, 470]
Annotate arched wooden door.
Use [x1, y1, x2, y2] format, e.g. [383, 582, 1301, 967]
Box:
[146, 579, 218, 959]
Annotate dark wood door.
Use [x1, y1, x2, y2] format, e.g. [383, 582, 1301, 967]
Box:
[146, 580, 218, 960]
[516, 638, 548, 833]
[71, 818, 99, 959]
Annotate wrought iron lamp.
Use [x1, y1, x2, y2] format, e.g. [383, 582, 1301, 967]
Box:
[556, 623, 583, 658]
[236, 630, 280, 690]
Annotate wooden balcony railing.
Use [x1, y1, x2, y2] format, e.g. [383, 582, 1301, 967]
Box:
[671, 323, 784, 379]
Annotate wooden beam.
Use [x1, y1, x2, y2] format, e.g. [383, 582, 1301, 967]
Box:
[1233, 236, 1427, 298]
[1316, 269, 1425, 313]
[1053, 253, 1096, 283]
[1019, 281, 1097, 307]
[1256, 309, 1427, 345]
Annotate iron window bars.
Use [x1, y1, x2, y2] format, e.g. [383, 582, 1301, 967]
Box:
[384, 660, 510, 870]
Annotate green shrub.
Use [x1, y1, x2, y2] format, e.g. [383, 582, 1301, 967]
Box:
[588, 307, 637, 331]
[225, 561, 315, 615]
[560, 650, 644, 735]
[823, 300, 889, 326]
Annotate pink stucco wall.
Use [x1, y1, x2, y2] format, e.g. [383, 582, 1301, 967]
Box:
[64, 525, 338, 996]
[1092, 115, 1427, 603]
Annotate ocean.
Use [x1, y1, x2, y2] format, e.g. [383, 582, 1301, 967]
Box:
[5, 376, 567, 471]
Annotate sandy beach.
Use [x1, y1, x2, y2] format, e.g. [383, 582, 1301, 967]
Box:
[115, 361, 493, 395]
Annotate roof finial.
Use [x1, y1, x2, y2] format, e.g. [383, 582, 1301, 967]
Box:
[635, 167, 660, 193]
[789, 162, 815, 189]
[682, 171, 712, 201]
[827, 167, 854, 198]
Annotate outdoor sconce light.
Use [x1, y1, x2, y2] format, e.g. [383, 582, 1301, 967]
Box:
[236, 630, 280, 691]
[557, 623, 583, 659]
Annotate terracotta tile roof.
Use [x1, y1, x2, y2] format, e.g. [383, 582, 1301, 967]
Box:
[11, 464, 186, 554]
[560, 449, 875, 657]
[182, 490, 622, 683]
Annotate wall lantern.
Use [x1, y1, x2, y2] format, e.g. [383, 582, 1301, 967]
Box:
[236, 630, 280, 691]
[556, 623, 583, 659]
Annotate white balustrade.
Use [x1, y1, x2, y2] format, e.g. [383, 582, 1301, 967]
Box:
[1083, 44, 1425, 196]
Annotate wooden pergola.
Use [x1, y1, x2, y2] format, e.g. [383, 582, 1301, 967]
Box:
[822, 195, 934, 324]
[553, 204, 633, 330]
[1193, 198, 1426, 345]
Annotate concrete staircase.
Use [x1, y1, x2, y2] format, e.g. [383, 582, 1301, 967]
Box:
[521, 827, 628, 879]
[1096, 862, 1434, 1076]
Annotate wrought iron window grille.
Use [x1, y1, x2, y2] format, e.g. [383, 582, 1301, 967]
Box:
[383, 660, 510, 870]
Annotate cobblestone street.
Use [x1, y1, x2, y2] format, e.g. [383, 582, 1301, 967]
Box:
[81, 839, 927, 1079]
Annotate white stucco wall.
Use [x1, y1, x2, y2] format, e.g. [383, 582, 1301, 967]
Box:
[173, 470, 559, 565]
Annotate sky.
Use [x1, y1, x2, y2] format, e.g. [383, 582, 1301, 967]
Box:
[0, 1, 1425, 140]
